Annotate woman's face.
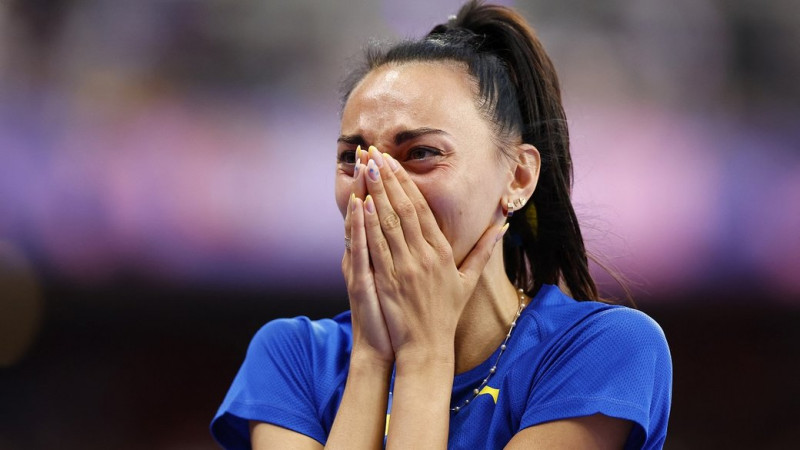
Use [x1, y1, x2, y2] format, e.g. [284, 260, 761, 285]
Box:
[335, 61, 513, 265]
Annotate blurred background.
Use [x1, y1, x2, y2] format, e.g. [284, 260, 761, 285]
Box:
[0, 0, 798, 448]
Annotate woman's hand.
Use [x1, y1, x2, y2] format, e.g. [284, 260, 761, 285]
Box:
[359, 146, 507, 363]
[342, 147, 394, 365]
[328, 148, 395, 449]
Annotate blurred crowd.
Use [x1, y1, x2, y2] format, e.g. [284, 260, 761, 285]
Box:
[1, 0, 798, 298]
[1, 2, 799, 449]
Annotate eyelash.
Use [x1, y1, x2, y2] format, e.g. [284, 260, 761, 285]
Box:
[406, 146, 442, 160]
[338, 147, 442, 165]
[338, 150, 357, 165]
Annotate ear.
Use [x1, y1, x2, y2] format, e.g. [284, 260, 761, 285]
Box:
[503, 143, 540, 205]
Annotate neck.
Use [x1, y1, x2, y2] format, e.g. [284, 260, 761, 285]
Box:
[453, 245, 522, 374]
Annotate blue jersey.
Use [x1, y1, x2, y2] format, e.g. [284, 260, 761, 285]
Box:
[211, 285, 672, 449]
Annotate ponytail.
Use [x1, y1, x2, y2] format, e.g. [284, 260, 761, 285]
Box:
[342, 1, 625, 303]
[449, 1, 600, 301]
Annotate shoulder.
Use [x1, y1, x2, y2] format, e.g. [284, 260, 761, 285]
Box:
[525, 285, 669, 354]
[572, 306, 669, 350]
[511, 286, 672, 448]
[514, 285, 672, 407]
[211, 312, 353, 449]
[240, 311, 354, 402]
[559, 306, 672, 381]
[249, 311, 353, 356]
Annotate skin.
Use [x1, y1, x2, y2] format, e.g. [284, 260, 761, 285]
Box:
[250, 61, 632, 449]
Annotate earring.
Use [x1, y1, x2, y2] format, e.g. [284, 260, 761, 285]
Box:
[505, 197, 526, 217]
[506, 201, 515, 217]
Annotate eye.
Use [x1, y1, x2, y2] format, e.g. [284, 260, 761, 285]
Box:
[338, 149, 357, 164]
[407, 146, 442, 161]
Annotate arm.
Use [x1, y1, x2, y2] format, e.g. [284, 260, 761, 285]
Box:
[249, 357, 392, 450]
[326, 153, 396, 449]
[357, 148, 505, 449]
[251, 422, 322, 450]
[251, 156, 394, 449]
[250, 357, 392, 450]
[386, 354, 454, 449]
[325, 356, 393, 449]
[505, 414, 633, 450]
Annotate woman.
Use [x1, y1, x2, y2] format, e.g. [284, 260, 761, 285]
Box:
[211, 1, 672, 448]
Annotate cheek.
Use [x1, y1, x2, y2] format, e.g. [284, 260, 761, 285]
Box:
[334, 174, 350, 218]
[411, 175, 463, 241]
[409, 175, 445, 220]
[425, 194, 476, 266]
[412, 172, 501, 264]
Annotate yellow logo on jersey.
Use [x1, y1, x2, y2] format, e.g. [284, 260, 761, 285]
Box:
[477, 385, 499, 403]
[384, 386, 501, 435]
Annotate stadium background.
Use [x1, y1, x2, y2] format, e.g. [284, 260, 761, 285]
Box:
[1, 0, 798, 448]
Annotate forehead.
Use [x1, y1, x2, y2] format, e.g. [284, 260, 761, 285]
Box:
[341, 61, 486, 137]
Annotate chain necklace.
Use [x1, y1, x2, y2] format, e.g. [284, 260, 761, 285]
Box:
[451, 288, 528, 414]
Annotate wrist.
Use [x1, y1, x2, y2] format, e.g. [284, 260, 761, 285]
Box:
[349, 347, 395, 372]
[395, 343, 455, 372]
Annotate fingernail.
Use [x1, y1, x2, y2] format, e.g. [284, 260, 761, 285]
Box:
[367, 159, 380, 181]
[369, 145, 384, 167]
[364, 195, 375, 214]
[496, 223, 510, 242]
[354, 156, 361, 178]
[356, 145, 363, 162]
[350, 193, 356, 212]
[384, 153, 399, 172]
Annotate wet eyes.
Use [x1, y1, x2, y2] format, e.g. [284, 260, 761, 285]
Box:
[338, 150, 357, 165]
[338, 146, 442, 167]
[406, 147, 442, 161]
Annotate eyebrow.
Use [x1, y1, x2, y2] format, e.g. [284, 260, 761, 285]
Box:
[337, 127, 451, 147]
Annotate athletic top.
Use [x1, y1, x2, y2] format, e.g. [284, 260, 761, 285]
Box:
[211, 284, 672, 449]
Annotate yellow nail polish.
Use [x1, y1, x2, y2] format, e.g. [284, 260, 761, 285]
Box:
[350, 193, 356, 212]
[496, 223, 510, 242]
[368, 146, 384, 167]
[365, 194, 375, 214]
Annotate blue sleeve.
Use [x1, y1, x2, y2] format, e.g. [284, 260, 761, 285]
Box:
[520, 307, 672, 450]
[210, 318, 327, 449]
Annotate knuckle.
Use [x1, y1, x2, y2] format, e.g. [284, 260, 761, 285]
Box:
[345, 272, 368, 295]
[420, 253, 436, 270]
[381, 212, 401, 231]
[396, 200, 416, 218]
[342, 259, 354, 278]
[436, 244, 453, 262]
[375, 238, 390, 255]
[413, 197, 430, 215]
[347, 284, 366, 299]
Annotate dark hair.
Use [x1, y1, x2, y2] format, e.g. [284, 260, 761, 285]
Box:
[342, 1, 623, 303]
